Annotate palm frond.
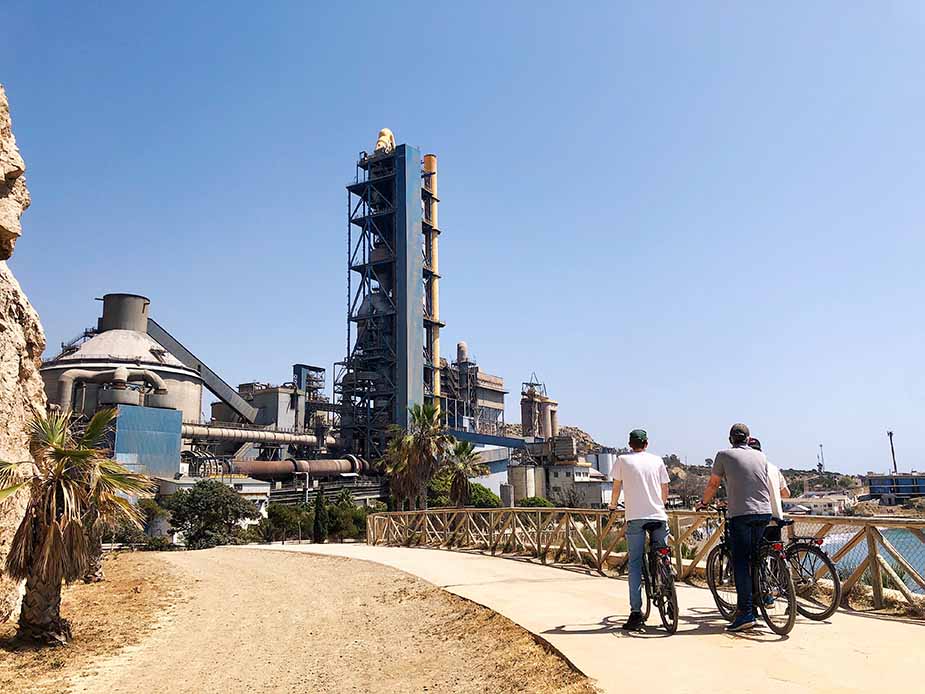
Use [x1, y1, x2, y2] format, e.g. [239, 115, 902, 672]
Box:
[0, 481, 29, 503]
[77, 408, 117, 450]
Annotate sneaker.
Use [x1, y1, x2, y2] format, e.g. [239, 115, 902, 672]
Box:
[622, 612, 646, 631]
[726, 612, 757, 632]
[762, 595, 775, 608]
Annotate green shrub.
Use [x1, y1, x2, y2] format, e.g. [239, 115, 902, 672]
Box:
[518, 496, 554, 508]
[469, 483, 502, 509]
[142, 536, 176, 552]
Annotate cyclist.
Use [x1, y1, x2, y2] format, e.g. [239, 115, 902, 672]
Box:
[700, 423, 772, 631]
[608, 429, 670, 631]
[747, 437, 791, 541]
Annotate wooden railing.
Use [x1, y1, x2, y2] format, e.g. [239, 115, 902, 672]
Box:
[367, 508, 925, 612]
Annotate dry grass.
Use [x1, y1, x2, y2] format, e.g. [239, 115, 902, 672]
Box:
[0, 553, 183, 694]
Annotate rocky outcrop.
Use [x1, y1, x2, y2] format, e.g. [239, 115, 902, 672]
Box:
[0, 83, 46, 623]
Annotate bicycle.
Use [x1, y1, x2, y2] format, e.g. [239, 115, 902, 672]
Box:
[638, 520, 680, 634]
[704, 506, 797, 635]
[781, 524, 842, 621]
[609, 509, 680, 634]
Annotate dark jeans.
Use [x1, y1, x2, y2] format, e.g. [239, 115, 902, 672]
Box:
[728, 513, 771, 615]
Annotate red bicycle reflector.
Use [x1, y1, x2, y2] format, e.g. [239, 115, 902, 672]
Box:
[814, 539, 824, 546]
[771, 543, 784, 551]
[657, 547, 672, 556]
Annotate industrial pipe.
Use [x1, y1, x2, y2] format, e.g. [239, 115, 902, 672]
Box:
[57, 367, 168, 410]
[231, 456, 370, 482]
[181, 423, 337, 447]
[423, 153, 441, 407]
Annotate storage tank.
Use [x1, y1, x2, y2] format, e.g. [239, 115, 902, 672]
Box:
[508, 464, 536, 502]
[40, 294, 204, 422]
[596, 453, 616, 480]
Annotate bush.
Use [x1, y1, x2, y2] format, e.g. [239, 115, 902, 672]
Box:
[267, 502, 314, 542]
[109, 520, 148, 545]
[142, 536, 176, 552]
[518, 496, 555, 508]
[469, 483, 502, 509]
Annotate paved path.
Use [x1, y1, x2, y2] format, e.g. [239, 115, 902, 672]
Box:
[250, 543, 922, 694]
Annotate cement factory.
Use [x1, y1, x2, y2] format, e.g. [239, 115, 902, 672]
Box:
[39, 130, 614, 509]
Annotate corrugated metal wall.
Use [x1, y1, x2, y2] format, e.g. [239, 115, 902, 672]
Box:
[114, 404, 182, 479]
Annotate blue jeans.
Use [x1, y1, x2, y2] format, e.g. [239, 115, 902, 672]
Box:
[728, 514, 771, 615]
[626, 519, 668, 614]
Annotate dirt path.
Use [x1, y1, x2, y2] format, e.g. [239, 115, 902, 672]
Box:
[70, 548, 594, 694]
[1, 552, 183, 694]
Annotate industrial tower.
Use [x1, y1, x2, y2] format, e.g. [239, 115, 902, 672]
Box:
[335, 140, 443, 460]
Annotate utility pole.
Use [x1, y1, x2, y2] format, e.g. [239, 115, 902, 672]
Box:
[887, 431, 898, 474]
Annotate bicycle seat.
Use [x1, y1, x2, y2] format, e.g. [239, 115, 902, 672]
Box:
[775, 519, 795, 528]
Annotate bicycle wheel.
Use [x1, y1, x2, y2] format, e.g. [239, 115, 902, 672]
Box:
[640, 559, 652, 621]
[755, 547, 797, 636]
[656, 559, 679, 634]
[787, 544, 842, 621]
[706, 545, 736, 621]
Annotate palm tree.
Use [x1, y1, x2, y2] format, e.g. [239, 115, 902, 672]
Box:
[0, 408, 153, 645]
[447, 441, 488, 508]
[447, 440, 488, 508]
[384, 402, 452, 510]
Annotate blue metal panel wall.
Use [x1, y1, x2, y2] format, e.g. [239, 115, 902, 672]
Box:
[114, 405, 182, 479]
[395, 144, 425, 428]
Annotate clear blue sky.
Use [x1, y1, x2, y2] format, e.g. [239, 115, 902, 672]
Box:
[4, 2, 923, 475]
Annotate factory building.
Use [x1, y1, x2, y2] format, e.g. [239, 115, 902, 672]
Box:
[39, 132, 517, 510]
[440, 341, 507, 437]
[40, 293, 203, 422]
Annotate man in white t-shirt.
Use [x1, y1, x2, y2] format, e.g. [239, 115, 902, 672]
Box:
[748, 437, 791, 540]
[608, 429, 670, 631]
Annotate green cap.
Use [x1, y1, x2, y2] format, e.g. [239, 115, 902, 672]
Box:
[629, 429, 648, 446]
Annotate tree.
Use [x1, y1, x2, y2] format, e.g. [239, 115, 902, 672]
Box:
[385, 403, 453, 510]
[161, 479, 258, 550]
[447, 441, 488, 507]
[312, 488, 328, 543]
[0, 409, 153, 645]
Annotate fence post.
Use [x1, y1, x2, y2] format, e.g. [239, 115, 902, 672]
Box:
[596, 513, 603, 572]
[536, 510, 542, 560]
[671, 513, 683, 577]
[866, 526, 884, 609]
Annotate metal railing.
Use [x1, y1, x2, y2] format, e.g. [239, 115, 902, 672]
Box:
[367, 508, 925, 613]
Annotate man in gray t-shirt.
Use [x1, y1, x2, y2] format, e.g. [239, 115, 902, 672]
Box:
[700, 423, 772, 631]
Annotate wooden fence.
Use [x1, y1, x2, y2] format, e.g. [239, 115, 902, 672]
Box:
[367, 508, 925, 612]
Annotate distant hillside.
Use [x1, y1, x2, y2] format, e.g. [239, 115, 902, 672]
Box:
[502, 423, 611, 455]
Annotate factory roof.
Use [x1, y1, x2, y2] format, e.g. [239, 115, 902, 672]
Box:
[44, 329, 194, 372]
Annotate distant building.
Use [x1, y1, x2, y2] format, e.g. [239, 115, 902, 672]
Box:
[783, 494, 854, 516]
[863, 472, 925, 505]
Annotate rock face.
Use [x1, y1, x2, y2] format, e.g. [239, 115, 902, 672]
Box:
[0, 83, 46, 623]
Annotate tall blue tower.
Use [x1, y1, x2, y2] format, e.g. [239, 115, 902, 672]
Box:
[336, 144, 425, 460]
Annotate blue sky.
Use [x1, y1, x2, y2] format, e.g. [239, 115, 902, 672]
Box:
[4, 2, 923, 474]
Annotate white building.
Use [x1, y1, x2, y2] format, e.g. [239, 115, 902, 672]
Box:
[783, 494, 853, 516]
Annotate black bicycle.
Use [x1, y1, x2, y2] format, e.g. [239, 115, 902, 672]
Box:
[639, 521, 679, 634]
[782, 526, 842, 621]
[705, 506, 797, 635]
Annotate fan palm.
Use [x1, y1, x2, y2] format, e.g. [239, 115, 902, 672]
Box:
[384, 402, 452, 510]
[447, 441, 488, 508]
[0, 408, 153, 645]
